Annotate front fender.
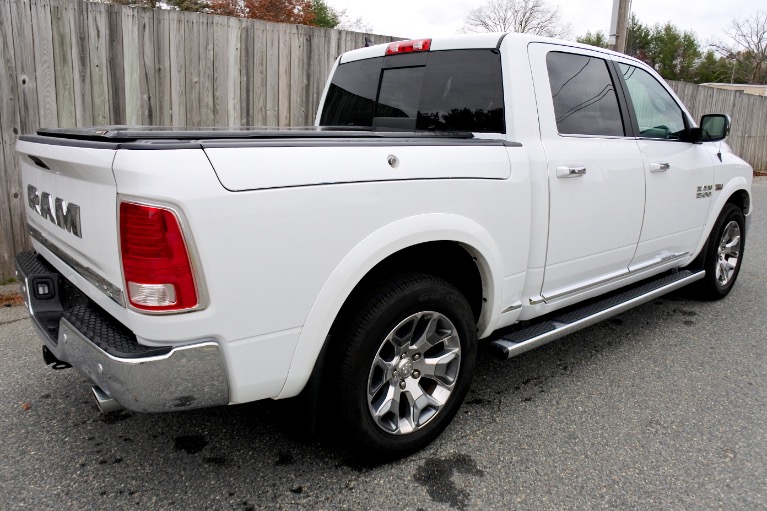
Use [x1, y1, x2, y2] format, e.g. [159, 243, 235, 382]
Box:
[689, 176, 751, 263]
[277, 213, 505, 399]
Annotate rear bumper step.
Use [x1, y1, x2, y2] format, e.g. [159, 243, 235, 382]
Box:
[490, 269, 705, 359]
[16, 251, 229, 413]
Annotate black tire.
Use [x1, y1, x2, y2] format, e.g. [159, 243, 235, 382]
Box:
[328, 272, 477, 460]
[692, 203, 745, 300]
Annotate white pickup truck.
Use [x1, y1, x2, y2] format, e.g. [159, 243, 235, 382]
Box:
[15, 33, 752, 458]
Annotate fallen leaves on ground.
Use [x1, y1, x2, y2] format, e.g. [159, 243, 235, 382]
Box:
[0, 293, 23, 307]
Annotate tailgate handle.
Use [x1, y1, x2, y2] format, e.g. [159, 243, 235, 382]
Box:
[650, 162, 670, 172]
[556, 165, 586, 178]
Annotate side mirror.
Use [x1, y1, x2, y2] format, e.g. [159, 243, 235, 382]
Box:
[699, 114, 731, 142]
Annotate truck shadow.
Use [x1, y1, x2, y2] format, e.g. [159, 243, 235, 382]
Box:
[32, 288, 714, 507]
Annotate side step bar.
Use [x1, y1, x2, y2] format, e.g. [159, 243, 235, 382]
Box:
[490, 269, 705, 359]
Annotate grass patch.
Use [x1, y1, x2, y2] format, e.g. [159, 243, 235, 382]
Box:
[0, 277, 17, 286]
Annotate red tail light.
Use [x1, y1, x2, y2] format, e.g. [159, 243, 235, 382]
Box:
[386, 38, 431, 55]
[119, 201, 199, 312]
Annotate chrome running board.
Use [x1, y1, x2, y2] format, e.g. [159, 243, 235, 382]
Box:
[489, 269, 705, 359]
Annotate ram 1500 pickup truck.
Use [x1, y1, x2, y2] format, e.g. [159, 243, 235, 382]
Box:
[15, 33, 752, 458]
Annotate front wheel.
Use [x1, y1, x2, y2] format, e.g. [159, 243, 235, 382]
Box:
[693, 203, 745, 300]
[328, 273, 477, 459]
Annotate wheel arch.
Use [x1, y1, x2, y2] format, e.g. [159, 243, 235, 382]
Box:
[688, 178, 751, 265]
[276, 213, 505, 399]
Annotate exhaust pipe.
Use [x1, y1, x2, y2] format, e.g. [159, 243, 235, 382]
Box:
[91, 385, 125, 414]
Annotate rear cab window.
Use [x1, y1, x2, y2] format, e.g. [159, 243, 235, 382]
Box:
[319, 50, 505, 133]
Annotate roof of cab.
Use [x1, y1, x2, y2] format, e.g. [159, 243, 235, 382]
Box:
[338, 32, 642, 65]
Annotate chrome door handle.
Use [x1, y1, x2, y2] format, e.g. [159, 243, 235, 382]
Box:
[650, 162, 670, 172]
[556, 165, 587, 178]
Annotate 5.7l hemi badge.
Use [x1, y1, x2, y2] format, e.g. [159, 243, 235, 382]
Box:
[27, 185, 82, 238]
[696, 185, 713, 199]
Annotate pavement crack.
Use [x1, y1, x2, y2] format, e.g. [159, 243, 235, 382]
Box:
[0, 317, 28, 326]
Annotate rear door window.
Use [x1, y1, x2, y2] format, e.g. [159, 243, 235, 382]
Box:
[545, 51, 625, 137]
[320, 49, 505, 133]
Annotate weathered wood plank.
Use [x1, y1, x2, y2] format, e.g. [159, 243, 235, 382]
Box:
[121, 4, 140, 125]
[30, 0, 58, 128]
[50, 0, 75, 127]
[308, 25, 325, 124]
[69, 0, 92, 125]
[212, 14, 228, 126]
[138, 7, 156, 125]
[0, 0, 25, 272]
[289, 24, 304, 126]
[265, 22, 279, 126]
[105, 2, 124, 124]
[10, 0, 41, 135]
[198, 12, 214, 127]
[86, 1, 109, 125]
[239, 19, 254, 126]
[168, 9, 185, 126]
[0, 136, 14, 277]
[183, 11, 201, 126]
[252, 20, 267, 125]
[153, 10, 171, 126]
[226, 16, 241, 127]
[277, 23, 291, 126]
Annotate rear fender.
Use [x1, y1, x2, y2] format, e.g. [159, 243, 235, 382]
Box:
[276, 213, 504, 399]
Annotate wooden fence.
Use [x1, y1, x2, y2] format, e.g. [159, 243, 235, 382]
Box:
[669, 80, 767, 173]
[0, 0, 397, 279]
[0, 2, 765, 281]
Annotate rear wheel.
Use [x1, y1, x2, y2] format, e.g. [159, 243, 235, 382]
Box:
[693, 203, 745, 300]
[328, 273, 477, 459]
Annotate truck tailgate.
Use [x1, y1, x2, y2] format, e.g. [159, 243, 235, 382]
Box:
[16, 140, 123, 305]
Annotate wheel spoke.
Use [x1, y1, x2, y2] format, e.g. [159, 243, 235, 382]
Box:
[412, 315, 452, 351]
[418, 346, 460, 385]
[723, 237, 740, 257]
[371, 384, 401, 425]
[408, 384, 444, 427]
[389, 315, 419, 351]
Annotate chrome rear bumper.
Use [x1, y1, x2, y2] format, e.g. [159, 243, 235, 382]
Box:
[16, 251, 229, 413]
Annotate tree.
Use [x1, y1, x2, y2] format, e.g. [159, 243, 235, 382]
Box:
[576, 30, 608, 48]
[110, 0, 209, 11]
[209, 0, 245, 17]
[712, 11, 767, 84]
[311, 0, 341, 29]
[694, 50, 733, 83]
[620, 16, 701, 82]
[242, 0, 315, 24]
[649, 22, 701, 81]
[463, 0, 571, 38]
[625, 13, 652, 62]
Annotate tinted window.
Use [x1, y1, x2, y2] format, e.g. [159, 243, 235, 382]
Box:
[416, 50, 504, 132]
[619, 63, 686, 140]
[546, 52, 624, 137]
[319, 58, 381, 126]
[319, 50, 505, 133]
[375, 66, 426, 120]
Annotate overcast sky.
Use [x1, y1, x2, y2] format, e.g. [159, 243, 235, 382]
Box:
[331, 0, 763, 47]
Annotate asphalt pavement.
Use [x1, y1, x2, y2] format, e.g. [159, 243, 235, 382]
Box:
[2, 178, 766, 510]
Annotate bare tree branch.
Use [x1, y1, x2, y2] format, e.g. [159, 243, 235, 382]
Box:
[463, 0, 570, 38]
[711, 10, 767, 83]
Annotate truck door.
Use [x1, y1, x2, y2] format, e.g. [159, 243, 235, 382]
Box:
[528, 44, 645, 301]
[612, 60, 714, 269]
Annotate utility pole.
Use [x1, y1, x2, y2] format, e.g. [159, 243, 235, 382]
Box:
[608, 0, 631, 53]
